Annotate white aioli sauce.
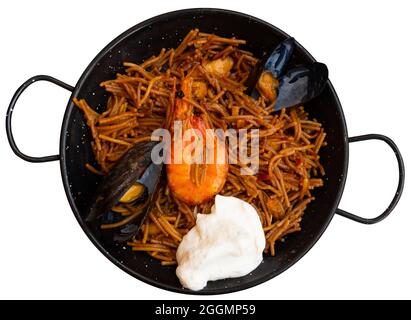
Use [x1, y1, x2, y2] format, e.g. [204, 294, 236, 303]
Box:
[176, 195, 265, 291]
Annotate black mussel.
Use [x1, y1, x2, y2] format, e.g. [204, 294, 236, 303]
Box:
[87, 141, 163, 242]
[246, 37, 328, 110]
[245, 37, 295, 96]
[100, 162, 163, 243]
[87, 141, 158, 222]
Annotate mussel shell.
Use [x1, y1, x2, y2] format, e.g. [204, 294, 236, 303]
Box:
[102, 162, 163, 243]
[86, 141, 158, 222]
[245, 37, 328, 110]
[274, 62, 328, 111]
[264, 37, 295, 78]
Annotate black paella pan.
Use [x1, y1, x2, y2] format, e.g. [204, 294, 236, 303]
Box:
[5, 8, 405, 294]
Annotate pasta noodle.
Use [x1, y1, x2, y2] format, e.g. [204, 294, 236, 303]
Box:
[74, 29, 326, 264]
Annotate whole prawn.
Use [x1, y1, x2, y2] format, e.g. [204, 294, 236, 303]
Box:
[167, 77, 228, 205]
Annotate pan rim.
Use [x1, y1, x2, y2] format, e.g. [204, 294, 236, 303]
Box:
[59, 7, 349, 295]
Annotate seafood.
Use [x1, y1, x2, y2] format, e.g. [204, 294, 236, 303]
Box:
[272, 62, 328, 111]
[166, 77, 229, 205]
[87, 141, 162, 242]
[204, 57, 234, 77]
[249, 37, 328, 110]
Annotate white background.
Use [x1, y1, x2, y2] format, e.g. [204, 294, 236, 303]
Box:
[0, 0, 410, 299]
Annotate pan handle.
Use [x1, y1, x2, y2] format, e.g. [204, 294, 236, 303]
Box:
[6, 75, 74, 163]
[336, 134, 405, 224]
